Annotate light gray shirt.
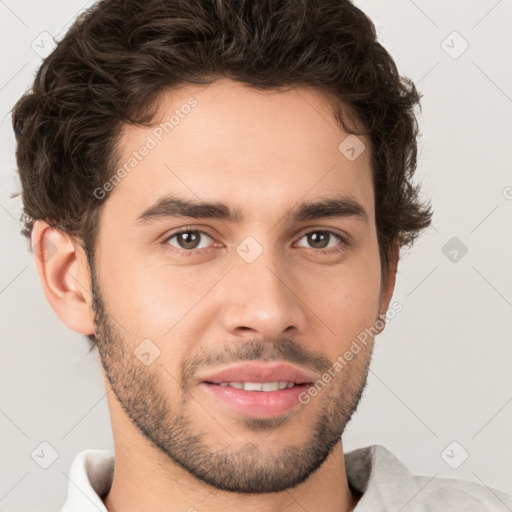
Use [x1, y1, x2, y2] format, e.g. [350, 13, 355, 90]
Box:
[59, 444, 512, 511]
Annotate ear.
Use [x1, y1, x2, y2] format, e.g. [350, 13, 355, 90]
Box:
[376, 238, 400, 332]
[31, 220, 96, 335]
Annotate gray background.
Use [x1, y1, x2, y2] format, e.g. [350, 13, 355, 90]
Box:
[1, 0, 511, 510]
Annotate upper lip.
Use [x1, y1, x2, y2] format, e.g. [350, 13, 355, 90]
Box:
[198, 362, 318, 385]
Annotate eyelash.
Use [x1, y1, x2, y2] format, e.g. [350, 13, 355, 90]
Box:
[162, 228, 348, 256]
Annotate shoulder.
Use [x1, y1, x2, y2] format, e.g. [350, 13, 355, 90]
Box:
[345, 444, 512, 511]
[414, 472, 512, 511]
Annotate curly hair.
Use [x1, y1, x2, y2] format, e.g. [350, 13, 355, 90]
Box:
[12, 0, 432, 288]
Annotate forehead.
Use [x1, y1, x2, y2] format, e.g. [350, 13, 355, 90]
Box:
[106, 78, 374, 226]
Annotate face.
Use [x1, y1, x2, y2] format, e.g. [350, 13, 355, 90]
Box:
[90, 78, 389, 493]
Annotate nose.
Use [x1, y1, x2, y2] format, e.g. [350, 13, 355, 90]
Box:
[220, 249, 307, 340]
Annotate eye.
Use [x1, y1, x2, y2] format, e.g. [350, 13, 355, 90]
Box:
[165, 229, 214, 251]
[162, 228, 346, 256]
[295, 230, 345, 252]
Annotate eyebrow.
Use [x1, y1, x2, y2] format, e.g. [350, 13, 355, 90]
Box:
[135, 194, 368, 225]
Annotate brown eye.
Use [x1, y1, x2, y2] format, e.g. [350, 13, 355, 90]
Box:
[307, 232, 329, 249]
[296, 231, 343, 251]
[166, 230, 213, 250]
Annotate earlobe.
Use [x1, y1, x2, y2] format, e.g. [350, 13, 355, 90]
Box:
[31, 220, 96, 335]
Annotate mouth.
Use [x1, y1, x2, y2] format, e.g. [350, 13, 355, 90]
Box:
[198, 362, 316, 418]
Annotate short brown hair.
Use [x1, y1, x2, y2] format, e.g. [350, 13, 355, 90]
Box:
[12, 0, 432, 285]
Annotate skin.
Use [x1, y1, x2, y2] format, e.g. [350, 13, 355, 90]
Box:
[32, 78, 399, 512]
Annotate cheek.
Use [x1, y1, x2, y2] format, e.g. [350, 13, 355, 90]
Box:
[294, 248, 382, 344]
[310, 277, 378, 328]
[98, 245, 227, 341]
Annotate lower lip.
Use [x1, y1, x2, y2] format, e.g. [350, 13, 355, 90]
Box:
[200, 383, 310, 418]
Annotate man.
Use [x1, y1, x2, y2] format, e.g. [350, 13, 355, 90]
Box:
[11, 0, 511, 510]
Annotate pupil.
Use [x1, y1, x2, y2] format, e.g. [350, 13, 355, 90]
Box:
[308, 232, 328, 249]
[179, 231, 200, 249]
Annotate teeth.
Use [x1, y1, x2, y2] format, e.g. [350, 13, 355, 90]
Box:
[243, 382, 263, 391]
[216, 381, 296, 391]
